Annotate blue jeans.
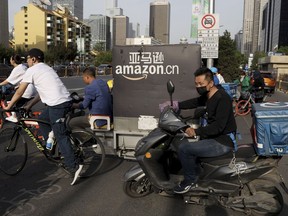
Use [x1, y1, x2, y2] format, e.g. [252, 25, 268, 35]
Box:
[175, 138, 232, 182]
[39, 101, 77, 169]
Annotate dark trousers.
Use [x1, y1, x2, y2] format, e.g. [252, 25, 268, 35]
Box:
[39, 101, 76, 169]
[175, 138, 231, 182]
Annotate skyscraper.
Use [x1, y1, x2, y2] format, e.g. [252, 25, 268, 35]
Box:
[252, 0, 268, 53]
[260, 0, 288, 53]
[53, 0, 83, 20]
[86, 14, 111, 51]
[0, 0, 9, 47]
[149, 0, 170, 44]
[242, 0, 255, 56]
[113, 15, 129, 46]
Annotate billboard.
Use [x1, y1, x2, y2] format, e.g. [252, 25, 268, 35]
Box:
[112, 44, 201, 117]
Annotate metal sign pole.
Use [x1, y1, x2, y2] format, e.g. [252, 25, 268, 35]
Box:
[207, 0, 215, 68]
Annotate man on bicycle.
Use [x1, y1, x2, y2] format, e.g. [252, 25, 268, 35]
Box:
[4, 48, 82, 185]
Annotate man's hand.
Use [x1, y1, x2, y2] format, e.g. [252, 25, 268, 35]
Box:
[159, 101, 178, 112]
[185, 127, 196, 137]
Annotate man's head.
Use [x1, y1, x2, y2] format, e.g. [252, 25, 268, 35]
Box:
[27, 48, 44, 67]
[194, 67, 215, 96]
[82, 67, 96, 84]
[10, 54, 23, 65]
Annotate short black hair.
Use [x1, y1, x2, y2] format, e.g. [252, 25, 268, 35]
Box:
[83, 67, 96, 77]
[194, 67, 213, 82]
[28, 48, 44, 62]
[11, 54, 23, 64]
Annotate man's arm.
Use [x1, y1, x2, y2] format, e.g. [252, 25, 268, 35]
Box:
[23, 94, 41, 110]
[5, 82, 29, 110]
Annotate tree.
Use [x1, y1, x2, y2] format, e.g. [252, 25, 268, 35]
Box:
[277, 46, 288, 55]
[216, 30, 242, 82]
[94, 51, 112, 66]
[251, 51, 266, 70]
[45, 44, 78, 65]
[0, 44, 15, 64]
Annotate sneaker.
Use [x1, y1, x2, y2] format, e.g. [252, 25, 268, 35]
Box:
[173, 180, 197, 194]
[5, 115, 18, 123]
[70, 164, 83, 186]
[60, 163, 83, 185]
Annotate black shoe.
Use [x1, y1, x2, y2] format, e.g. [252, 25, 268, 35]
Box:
[173, 180, 197, 194]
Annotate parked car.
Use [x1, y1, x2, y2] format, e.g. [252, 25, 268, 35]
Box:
[97, 64, 112, 75]
[250, 71, 276, 93]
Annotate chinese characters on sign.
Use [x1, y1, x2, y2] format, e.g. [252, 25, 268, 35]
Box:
[198, 14, 219, 59]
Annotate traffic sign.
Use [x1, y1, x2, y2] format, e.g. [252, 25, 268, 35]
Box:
[198, 14, 219, 30]
[198, 14, 219, 59]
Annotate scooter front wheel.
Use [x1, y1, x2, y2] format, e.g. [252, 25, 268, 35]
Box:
[123, 176, 153, 198]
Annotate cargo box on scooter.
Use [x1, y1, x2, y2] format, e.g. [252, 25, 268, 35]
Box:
[252, 102, 288, 156]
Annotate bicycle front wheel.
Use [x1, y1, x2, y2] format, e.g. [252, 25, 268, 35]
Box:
[235, 100, 252, 116]
[0, 124, 27, 175]
[70, 130, 105, 177]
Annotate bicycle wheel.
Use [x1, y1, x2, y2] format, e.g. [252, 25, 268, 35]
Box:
[70, 130, 105, 177]
[235, 100, 251, 116]
[0, 124, 28, 175]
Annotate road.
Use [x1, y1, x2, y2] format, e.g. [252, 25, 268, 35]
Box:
[1, 77, 288, 216]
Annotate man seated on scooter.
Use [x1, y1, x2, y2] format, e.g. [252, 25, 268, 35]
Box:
[172, 67, 237, 194]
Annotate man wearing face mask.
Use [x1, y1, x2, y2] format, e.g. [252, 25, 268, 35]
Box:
[173, 67, 237, 194]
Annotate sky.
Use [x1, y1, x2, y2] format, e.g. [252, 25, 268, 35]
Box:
[8, 0, 244, 44]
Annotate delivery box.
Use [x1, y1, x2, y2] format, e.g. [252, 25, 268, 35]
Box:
[252, 102, 288, 156]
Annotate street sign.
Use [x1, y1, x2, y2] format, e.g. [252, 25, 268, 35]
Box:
[198, 14, 219, 30]
[198, 14, 219, 59]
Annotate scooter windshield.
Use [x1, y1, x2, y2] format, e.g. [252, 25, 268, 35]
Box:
[158, 107, 187, 133]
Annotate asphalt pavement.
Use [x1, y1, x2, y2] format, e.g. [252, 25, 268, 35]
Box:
[1, 77, 288, 216]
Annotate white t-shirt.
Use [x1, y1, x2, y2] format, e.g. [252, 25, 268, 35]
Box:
[22, 63, 71, 106]
[6, 64, 36, 99]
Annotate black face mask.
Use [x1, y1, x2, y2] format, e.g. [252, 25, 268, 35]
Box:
[196, 86, 209, 96]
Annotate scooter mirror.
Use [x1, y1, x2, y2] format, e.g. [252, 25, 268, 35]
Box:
[167, 80, 175, 106]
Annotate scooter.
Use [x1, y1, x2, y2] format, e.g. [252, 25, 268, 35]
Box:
[123, 80, 287, 215]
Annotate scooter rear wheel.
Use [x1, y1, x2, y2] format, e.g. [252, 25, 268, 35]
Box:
[123, 176, 153, 198]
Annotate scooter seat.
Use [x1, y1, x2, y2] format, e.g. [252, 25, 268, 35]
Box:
[200, 144, 257, 165]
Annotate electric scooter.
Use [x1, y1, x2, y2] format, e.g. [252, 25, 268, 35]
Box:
[123, 80, 287, 215]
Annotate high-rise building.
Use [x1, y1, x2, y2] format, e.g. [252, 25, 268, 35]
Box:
[106, 0, 123, 48]
[86, 14, 111, 51]
[0, 0, 9, 47]
[113, 15, 129, 46]
[14, 3, 90, 60]
[252, 0, 268, 53]
[149, 0, 170, 44]
[29, 0, 53, 10]
[242, 0, 255, 56]
[53, 0, 83, 20]
[260, 0, 288, 53]
[235, 30, 243, 53]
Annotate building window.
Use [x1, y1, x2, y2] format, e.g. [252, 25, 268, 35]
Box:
[25, 39, 28, 42]
[25, 33, 28, 36]
[25, 27, 28, 30]
[25, 21, 28, 24]
[25, 15, 27, 18]
[25, 45, 28, 48]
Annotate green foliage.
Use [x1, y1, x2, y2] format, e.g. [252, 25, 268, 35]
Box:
[277, 46, 288, 55]
[45, 44, 78, 65]
[93, 42, 106, 52]
[216, 30, 242, 82]
[0, 44, 15, 64]
[94, 51, 112, 66]
[251, 51, 266, 70]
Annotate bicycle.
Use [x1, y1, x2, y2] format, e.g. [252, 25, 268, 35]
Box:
[0, 106, 105, 181]
[234, 91, 272, 116]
